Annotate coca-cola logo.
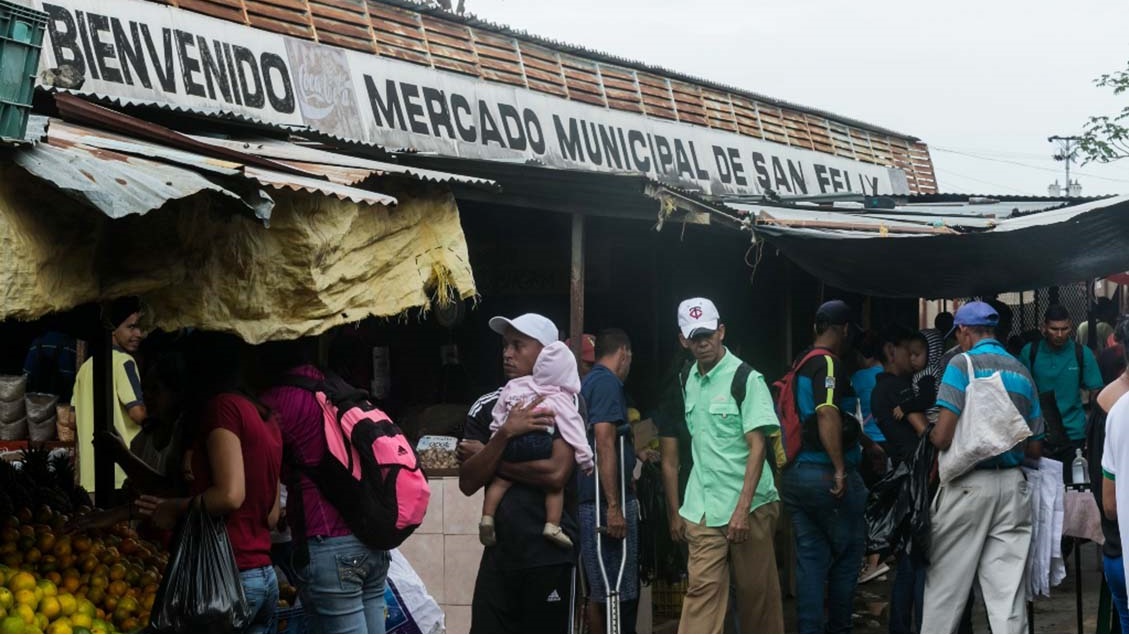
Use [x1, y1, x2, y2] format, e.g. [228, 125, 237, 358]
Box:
[284, 38, 362, 139]
[295, 60, 351, 119]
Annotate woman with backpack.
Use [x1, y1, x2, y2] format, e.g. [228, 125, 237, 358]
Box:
[260, 339, 392, 634]
[137, 333, 284, 634]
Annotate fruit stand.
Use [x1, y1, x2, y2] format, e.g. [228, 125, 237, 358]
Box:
[0, 448, 165, 634]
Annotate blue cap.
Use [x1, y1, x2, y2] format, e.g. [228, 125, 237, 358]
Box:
[948, 301, 999, 338]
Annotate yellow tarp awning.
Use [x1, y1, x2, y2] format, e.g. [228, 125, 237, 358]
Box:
[0, 166, 476, 343]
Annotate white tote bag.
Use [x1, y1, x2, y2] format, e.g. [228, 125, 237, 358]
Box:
[938, 353, 1033, 483]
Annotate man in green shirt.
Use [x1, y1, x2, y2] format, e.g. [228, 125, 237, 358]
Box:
[1021, 304, 1103, 469]
[668, 297, 783, 633]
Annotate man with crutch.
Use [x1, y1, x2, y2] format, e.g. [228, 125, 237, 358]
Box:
[668, 298, 784, 634]
[579, 329, 638, 633]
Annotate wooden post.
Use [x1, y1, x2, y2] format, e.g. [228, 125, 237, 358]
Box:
[93, 306, 114, 508]
[783, 263, 794, 367]
[570, 213, 585, 361]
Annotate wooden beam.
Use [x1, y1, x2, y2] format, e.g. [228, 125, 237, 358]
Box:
[570, 213, 585, 362]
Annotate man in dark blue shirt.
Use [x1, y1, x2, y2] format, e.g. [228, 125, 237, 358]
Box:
[578, 329, 637, 632]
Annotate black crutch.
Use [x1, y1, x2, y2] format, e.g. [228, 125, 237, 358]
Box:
[594, 425, 630, 634]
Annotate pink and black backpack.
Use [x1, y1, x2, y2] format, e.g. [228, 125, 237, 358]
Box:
[285, 372, 429, 550]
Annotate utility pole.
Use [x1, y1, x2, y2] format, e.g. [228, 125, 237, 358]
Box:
[1048, 135, 1082, 197]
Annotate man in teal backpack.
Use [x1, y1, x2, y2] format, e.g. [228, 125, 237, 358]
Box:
[665, 297, 783, 633]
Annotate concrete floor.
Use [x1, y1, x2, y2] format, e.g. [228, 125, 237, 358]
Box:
[849, 541, 1105, 634]
[649, 541, 1108, 633]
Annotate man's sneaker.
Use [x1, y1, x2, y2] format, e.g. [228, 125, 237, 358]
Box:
[479, 515, 497, 547]
[858, 562, 890, 584]
[543, 523, 574, 548]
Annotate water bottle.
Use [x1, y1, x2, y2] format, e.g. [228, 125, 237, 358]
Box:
[1072, 448, 1089, 485]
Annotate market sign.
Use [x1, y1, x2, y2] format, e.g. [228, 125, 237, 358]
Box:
[35, 0, 909, 197]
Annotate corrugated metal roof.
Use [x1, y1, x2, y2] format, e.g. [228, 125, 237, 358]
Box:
[186, 136, 499, 188]
[243, 166, 396, 206]
[14, 116, 407, 219]
[726, 194, 1096, 236]
[745, 194, 1129, 298]
[50, 92, 497, 190]
[399, 154, 746, 229]
[14, 122, 274, 220]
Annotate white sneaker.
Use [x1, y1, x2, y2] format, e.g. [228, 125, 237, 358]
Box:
[859, 562, 890, 584]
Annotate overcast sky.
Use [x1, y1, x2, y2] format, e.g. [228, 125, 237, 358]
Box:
[466, 0, 1129, 196]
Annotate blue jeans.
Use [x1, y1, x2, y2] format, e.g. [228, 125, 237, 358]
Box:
[889, 554, 925, 633]
[240, 565, 279, 634]
[297, 534, 391, 634]
[1105, 554, 1129, 633]
[779, 463, 867, 633]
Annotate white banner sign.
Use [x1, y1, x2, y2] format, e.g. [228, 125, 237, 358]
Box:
[36, 0, 909, 196]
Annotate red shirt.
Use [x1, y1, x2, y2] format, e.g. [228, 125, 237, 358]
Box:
[260, 365, 352, 539]
[191, 393, 282, 571]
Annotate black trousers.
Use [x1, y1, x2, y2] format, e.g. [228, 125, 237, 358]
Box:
[471, 561, 575, 633]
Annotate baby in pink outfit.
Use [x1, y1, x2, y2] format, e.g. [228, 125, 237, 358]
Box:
[480, 341, 594, 548]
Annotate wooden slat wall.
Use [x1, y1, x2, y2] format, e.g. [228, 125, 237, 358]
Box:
[155, 0, 938, 193]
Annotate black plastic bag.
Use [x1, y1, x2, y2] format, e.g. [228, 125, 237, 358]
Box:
[908, 426, 938, 566]
[866, 426, 941, 560]
[150, 499, 251, 633]
[864, 459, 911, 557]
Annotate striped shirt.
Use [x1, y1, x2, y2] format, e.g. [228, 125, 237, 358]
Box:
[936, 338, 1045, 467]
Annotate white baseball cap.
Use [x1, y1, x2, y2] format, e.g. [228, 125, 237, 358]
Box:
[678, 298, 720, 339]
[489, 313, 559, 347]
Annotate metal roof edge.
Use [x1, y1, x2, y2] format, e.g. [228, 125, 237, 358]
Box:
[40, 88, 396, 157]
[375, 0, 920, 142]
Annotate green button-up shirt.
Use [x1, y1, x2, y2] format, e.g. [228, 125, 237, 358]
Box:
[679, 348, 780, 527]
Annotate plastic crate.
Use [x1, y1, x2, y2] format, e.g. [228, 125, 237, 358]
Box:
[0, 0, 45, 140]
[270, 604, 308, 634]
[652, 575, 688, 621]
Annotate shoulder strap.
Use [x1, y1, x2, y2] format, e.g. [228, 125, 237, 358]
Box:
[678, 359, 694, 398]
[730, 362, 753, 413]
[795, 347, 834, 374]
[964, 352, 975, 379]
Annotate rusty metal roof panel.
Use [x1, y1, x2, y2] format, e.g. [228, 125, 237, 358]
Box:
[48, 121, 245, 177]
[45, 89, 395, 155]
[243, 166, 398, 206]
[14, 115, 402, 220]
[186, 136, 499, 188]
[14, 128, 274, 220]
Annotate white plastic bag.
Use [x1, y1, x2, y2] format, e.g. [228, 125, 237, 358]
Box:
[384, 548, 445, 634]
[938, 354, 1032, 483]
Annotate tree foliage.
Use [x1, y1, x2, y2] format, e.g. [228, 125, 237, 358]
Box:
[1079, 66, 1129, 164]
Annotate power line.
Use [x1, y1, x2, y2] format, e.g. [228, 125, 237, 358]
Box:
[932, 166, 1033, 194]
[932, 145, 1129, 184]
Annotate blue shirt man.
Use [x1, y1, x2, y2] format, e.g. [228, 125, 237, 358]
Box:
[937, 338, 1046, 467]
[577, 329, 638, 633]
[922, 302, 1044, 634]
[850, 364, 884, 443]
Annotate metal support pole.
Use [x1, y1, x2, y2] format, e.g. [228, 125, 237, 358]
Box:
[1076, 537, 1083, 635]
[570, 213, 585, 361]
